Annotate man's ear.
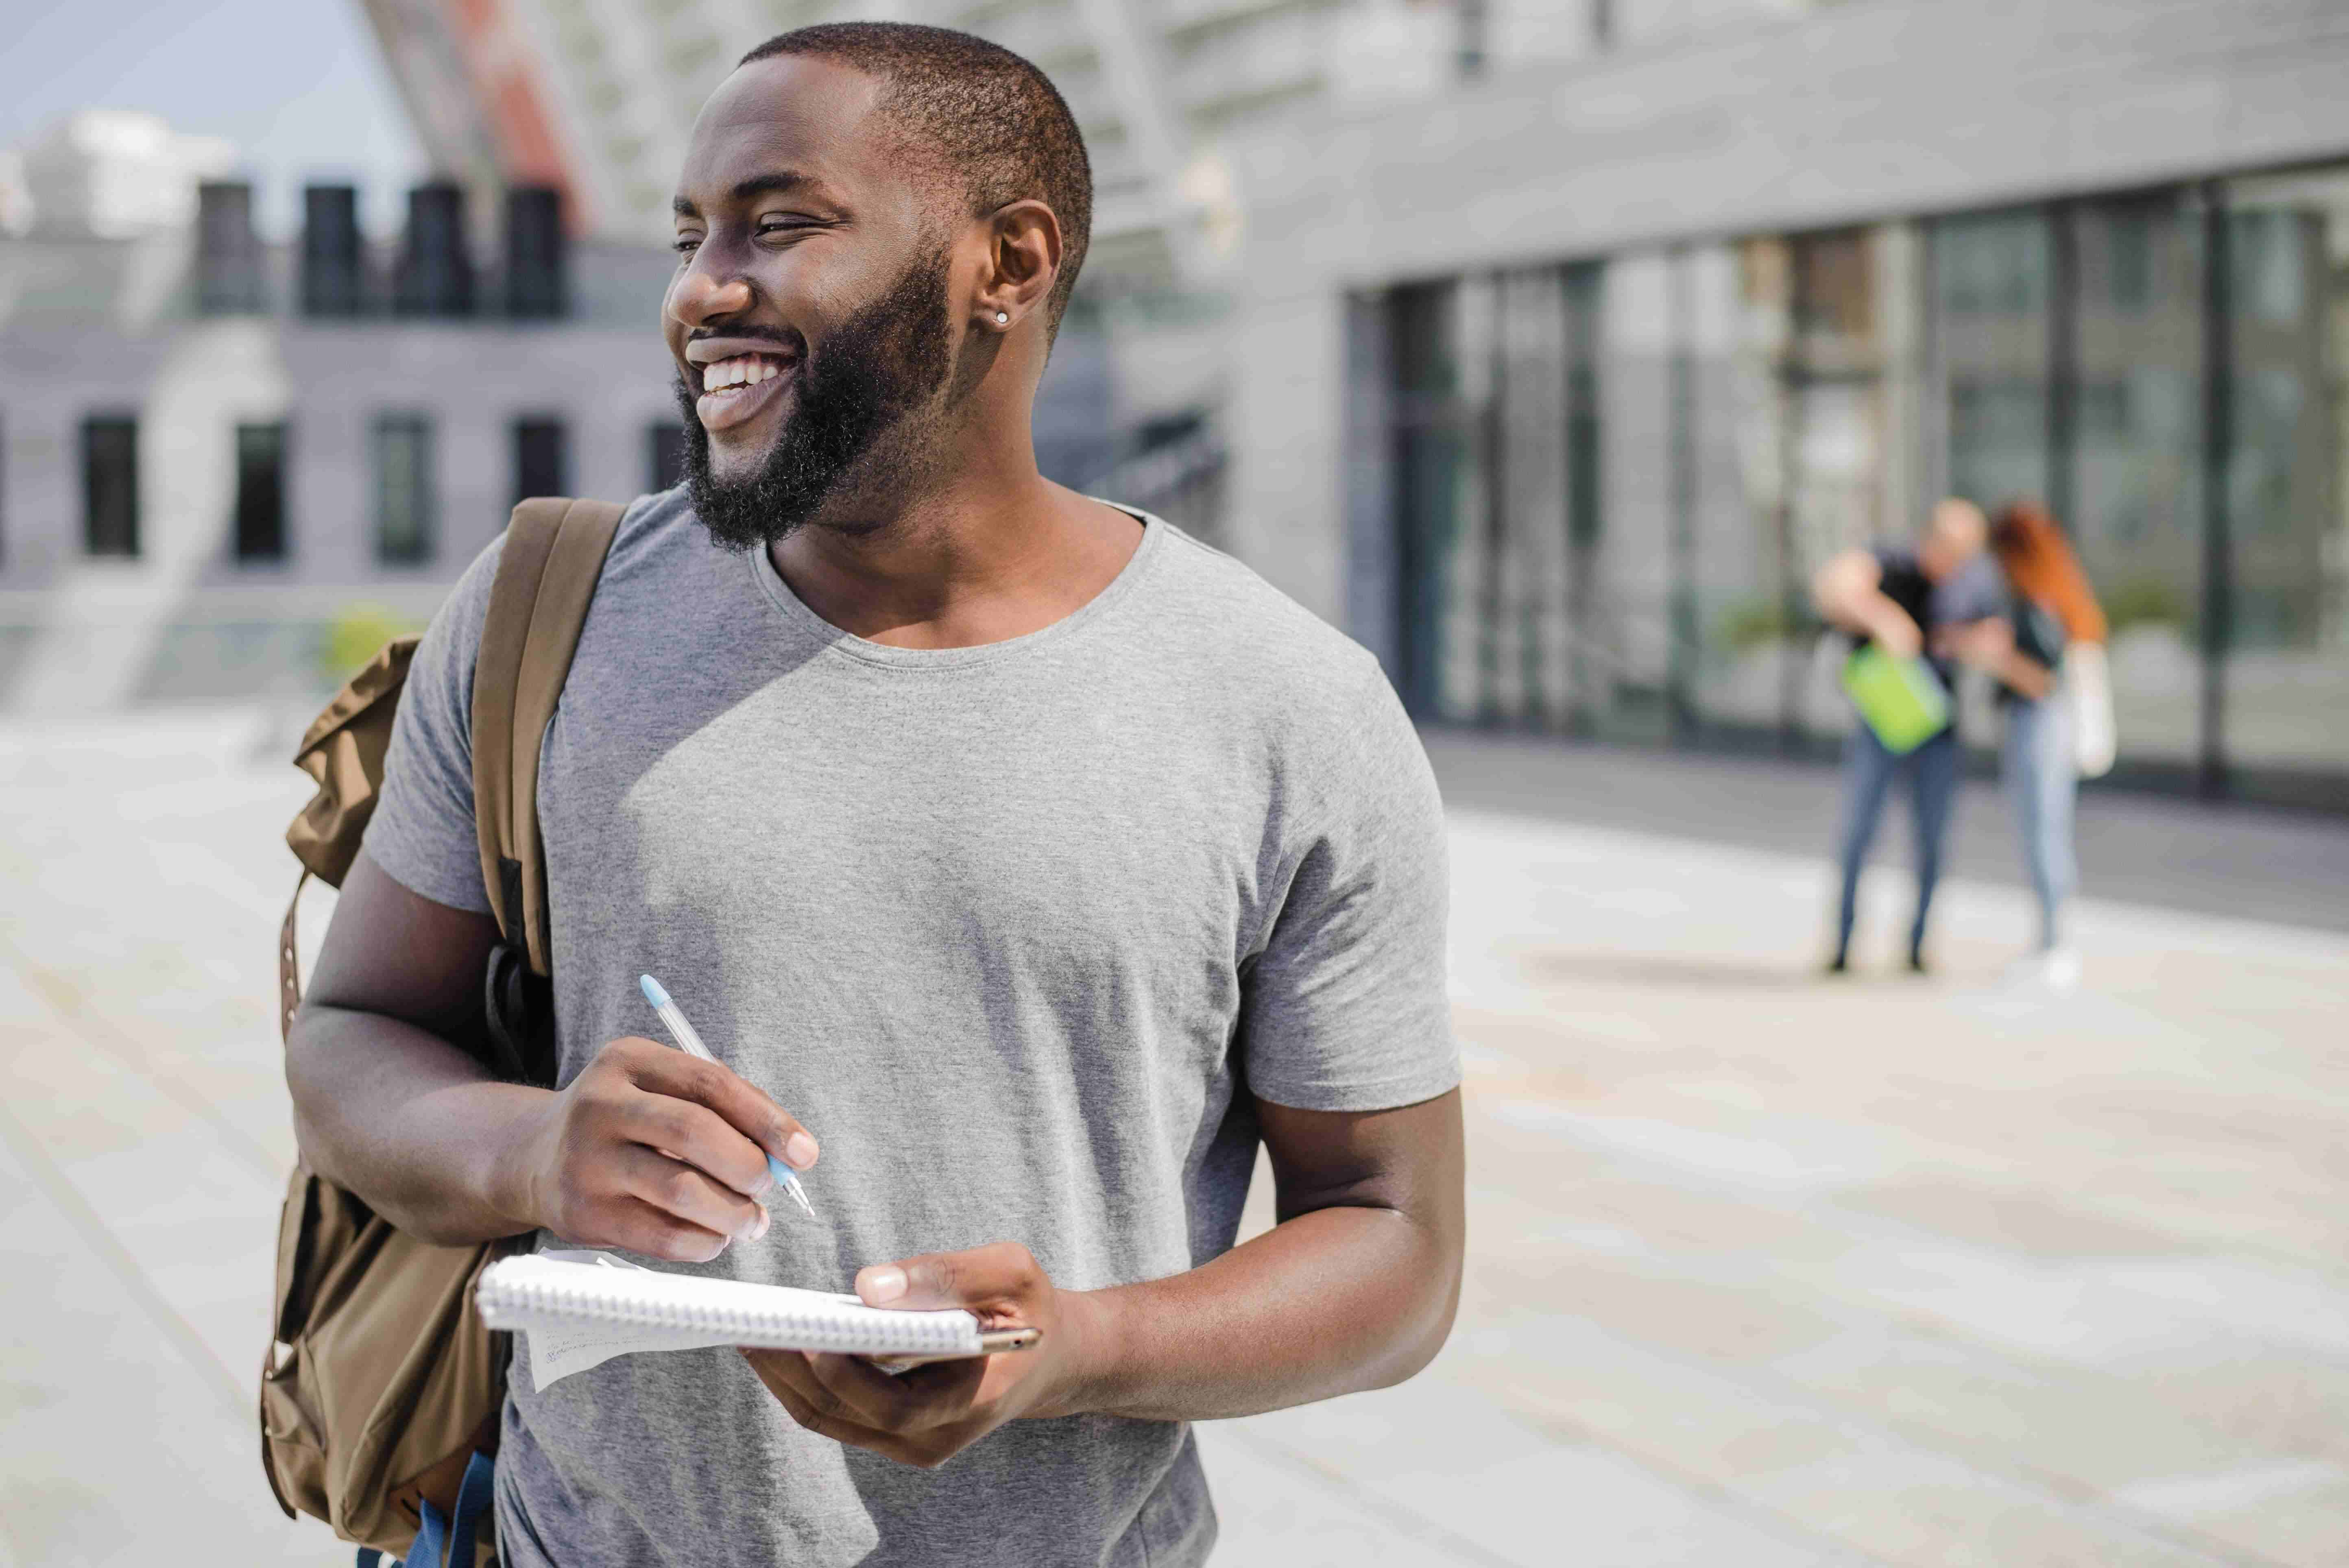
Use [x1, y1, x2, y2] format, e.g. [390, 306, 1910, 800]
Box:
[972, 200, 1062, 334]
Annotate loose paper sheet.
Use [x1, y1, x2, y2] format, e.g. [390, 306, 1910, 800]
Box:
[522, 1251, 739, 1391]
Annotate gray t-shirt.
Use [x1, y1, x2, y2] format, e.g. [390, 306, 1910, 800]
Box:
[363, 489, 1458, 1568]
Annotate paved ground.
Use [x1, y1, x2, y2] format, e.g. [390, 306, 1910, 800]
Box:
[3, 711, 2346, 1567]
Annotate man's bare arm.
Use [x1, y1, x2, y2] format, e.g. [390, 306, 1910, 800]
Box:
[1070, 1089, 1466, 1419]
[1812, 548, 1921, 658]
[1937, 618, 2055, 701]
[743, 1089, 1467, 1463]
[286, 850, 811, 1257]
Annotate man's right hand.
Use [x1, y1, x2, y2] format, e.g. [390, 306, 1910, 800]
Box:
[1867, 601, 1923, 660]
[500, 1036, 818, 1263]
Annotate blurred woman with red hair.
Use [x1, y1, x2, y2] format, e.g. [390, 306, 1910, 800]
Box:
[1985, 500, 2115, 987]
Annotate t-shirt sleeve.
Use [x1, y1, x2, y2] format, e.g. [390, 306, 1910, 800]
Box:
[1933, 553, 2007, 624]
[1239, 654, 1460, 1113]
[359, 536, 506, 914]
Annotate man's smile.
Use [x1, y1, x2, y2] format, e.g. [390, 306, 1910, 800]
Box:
[685, 336, 802, 433]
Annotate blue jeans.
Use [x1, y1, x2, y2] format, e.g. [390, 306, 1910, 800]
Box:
[2004, 696, 2076, 950]
[1833, 725, 1959, 963]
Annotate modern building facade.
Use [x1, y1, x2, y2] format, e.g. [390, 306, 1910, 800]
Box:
[0, 176, 691, 708]
[0, 164, 1138, 709]
[357, 0, 1497, 281]
[8, 0, 2345, 813]
[1208, 0, 2349, 810]
[383, 0, 2345, 808]
[350, 0, 1458, 506]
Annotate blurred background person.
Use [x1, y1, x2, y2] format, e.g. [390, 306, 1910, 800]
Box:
[1812, 498, 2002, 975]
[1987, 500, 2115, 990]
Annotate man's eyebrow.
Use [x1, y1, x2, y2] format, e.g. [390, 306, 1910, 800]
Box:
[730, 171, 811, 204]
[672, 172, 815, 221]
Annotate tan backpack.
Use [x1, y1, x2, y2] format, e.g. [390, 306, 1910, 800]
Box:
[262, 497, 625, 1565]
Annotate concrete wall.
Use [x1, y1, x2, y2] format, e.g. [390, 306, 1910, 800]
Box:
[0, 230, 683, 707]
[1224, 0, 2349, 634]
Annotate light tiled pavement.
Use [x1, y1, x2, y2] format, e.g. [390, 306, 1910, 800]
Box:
[2, 710, 2345, 1567]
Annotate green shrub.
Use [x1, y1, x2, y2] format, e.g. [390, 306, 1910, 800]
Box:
[2102, 578, 2191, 635]
[318, 605, 424, 681]
[1719, 597, 1803, 652]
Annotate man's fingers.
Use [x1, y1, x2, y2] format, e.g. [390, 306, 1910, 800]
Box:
[615, 1038, 820, 1171]
[740, 1345, 829, 1412]
[858, 1241, 1040, 1312]
[622, 1091, 772, 1199]
[592, 1195, 733, 1264]
[612, 1145, 765, 1241]
[745, 1353, 857, 1441]
[812, 1350, 990, 1432]
[742, 1352, 930, 1466]
[799, 1352, 922, 1428]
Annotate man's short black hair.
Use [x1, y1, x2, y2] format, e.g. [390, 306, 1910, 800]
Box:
[739, 22, 1092, 339]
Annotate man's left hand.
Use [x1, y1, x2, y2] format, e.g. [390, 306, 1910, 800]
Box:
[742, 1241, 1101, 1468]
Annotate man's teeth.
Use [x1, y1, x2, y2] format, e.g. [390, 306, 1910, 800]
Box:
[701, 355, 783, 392]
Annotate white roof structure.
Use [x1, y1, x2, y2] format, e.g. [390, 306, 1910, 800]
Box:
[353, 0, 1580, 291]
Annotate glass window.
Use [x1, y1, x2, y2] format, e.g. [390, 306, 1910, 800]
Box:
[1369, 175, 2348, 806]
[1685, 241, 1792, 739]
[1683, 228, 1902, 746]
[1590, 253, 1675, 739]
[233, 421, 288, 562]
[1931, 209, 2053, 512]
[1387, 280, 1472, 719]
[1488, 266, 1570, 726]
[2218, 168, 2349, 784]
[1383, 259, 1679, 735]
[375, 414, 436, 565]
[1787, 227, 1902, 744]
[2069, 194, 2205, 769]
[513, 416, 569, 504]
[648, 420, 687, 493]
[81, 415, 139, 558]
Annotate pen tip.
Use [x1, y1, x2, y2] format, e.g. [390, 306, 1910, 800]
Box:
[638, 974, 668, 1009]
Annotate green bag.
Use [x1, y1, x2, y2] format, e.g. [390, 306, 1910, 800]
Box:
[1841, 645, 1951, 754]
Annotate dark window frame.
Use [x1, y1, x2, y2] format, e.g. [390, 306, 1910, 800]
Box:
[82, 414, 140, 558]
[647, 419, 687, 494]
[233, 421, 289, 563]
[374, 412, 438, 566]
[513, 415, 570, 506]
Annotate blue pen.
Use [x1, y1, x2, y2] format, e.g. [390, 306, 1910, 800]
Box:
[639, 974, 816, 1220]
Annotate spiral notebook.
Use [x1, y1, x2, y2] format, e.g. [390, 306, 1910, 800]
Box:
[478, 1252, 984, 1391]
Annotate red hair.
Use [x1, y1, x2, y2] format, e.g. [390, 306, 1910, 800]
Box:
[1991, 501, 2107, 645]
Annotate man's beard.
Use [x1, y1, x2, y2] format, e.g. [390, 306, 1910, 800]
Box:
[677, 251, 954, 552]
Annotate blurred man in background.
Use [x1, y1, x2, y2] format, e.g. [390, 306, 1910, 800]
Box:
[1812, 498, 2007, 973]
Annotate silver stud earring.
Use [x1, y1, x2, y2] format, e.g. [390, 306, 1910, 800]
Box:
[995, 311, 1010, 324]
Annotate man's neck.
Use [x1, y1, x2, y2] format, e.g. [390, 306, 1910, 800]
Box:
[768, 448, 1143, 650]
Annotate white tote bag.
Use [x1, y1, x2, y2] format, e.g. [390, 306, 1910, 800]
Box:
[2067, 643, 2118, 778]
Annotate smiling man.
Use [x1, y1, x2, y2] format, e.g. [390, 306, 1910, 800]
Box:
[285, 22, 1463, 1568]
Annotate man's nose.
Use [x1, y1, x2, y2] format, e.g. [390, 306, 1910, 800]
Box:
[670, 265, 753, 327]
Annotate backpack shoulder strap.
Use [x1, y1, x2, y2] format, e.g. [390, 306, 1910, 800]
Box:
[472, 497, 626, 977]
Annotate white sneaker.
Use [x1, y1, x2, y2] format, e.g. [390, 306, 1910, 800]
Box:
[1998, 948, 2082, 993]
